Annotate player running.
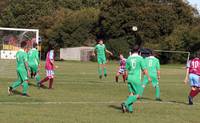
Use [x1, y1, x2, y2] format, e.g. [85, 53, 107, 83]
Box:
[140, 49, 161, 101]
[39, 43, 57, 89]
[27, 43, 41, 86]
[93, 39, 113, 79]
[184, 53, 200, 105]
[8, 41, 30, 97]
[121, 45, 151, 113]
[115, 54, 127, 82]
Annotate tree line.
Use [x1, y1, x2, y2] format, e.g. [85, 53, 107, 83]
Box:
[0, 0, 200, 63]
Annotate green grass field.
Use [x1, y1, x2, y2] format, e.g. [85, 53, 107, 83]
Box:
[0, 60, 199, 123]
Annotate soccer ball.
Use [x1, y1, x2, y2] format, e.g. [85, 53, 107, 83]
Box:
[132, 26, 138, 31]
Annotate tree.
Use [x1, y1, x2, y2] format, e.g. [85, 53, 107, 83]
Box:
[93, 0, 199, 61]
[0, 0, 199, 62]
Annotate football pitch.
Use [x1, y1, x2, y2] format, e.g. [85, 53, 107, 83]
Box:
[0, 60, 199, 123]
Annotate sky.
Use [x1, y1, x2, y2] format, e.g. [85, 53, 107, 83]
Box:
[187, 0, 200, 12]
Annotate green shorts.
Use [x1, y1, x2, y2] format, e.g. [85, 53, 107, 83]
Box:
[29, 64, 38, 73]
[143, 75, 158, 87]
[127, 82, 142, 95]
[97, 56, 106, 64]
[17, 68, 28, 82]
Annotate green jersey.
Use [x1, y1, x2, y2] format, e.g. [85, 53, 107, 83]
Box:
[28, 48, 39, 66]
[16, 49, 28, 69]
[126, 53, 146, 83]
[95, 44, 106, 57]
[144, 56, 160, 76]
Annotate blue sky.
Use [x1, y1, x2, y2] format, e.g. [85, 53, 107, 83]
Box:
[187, 0, 200, 12]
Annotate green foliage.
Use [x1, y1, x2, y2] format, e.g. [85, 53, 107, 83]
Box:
[93, 0, 199, 63]
[56, 0, 101, 10]
[0, 0, 100, 54]
[0, 0, 56, 27]
[0, 0, 200, 63]
[51, 8, 100, 47]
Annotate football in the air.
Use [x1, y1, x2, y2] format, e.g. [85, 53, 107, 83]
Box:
[132, 26, 138, 31]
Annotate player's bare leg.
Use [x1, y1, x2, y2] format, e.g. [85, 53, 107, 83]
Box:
[49, 78, 54, 89]
[39, 77, 49, 87]
[122, 73, 127, 82]
[115, 72, 120, 82]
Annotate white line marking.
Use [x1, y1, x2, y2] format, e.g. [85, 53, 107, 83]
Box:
[0, 100, 198, 105]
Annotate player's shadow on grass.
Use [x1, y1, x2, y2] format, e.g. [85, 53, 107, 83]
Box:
[141, 97, 188, 105]
[109, 105, 122, 111]
[28, 83, 48, 89]
[12, 90, 23, 95]
[39, 86, 48, 89]
[140, 97, 156, 101]
[167, 100, 188, 105]
[28, 83, 38, 87]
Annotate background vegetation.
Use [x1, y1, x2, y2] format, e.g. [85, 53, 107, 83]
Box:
[0, 0, 200, 63]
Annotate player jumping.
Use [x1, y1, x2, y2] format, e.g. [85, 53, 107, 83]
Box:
[121, 45, 151, 113]
[140, 49, 161, 101]
[184, 52, 200, 105]
[93, 39, 113, 79]
[8, 41, 30, 97]
[115, 54, 127, 82]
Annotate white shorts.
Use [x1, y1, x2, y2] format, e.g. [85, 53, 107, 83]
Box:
[46, 70, 55, 79]
[118, 68, 125, 74]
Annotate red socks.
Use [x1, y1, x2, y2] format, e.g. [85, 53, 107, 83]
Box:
[115, 76, 118, 82]
[40, 77, 49, 84]
[49, 79, 54, 89]
[122, 75, 126, 82]
[189, 89, 199, 98]
[40, 77, 54, 89]
[116, 75, 126, 82]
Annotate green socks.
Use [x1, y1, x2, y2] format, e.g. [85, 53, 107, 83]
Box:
[98, 68, 102, 76]
[11, 80, 21, 90]
[35, 74, 41, 84]
[22, 81, 29, 94]
[104, 68, 107, 76]
[155, 86, 160, 99]
[128, 103, 133, 112]
[11, 80, 29, 94]
[125, 95, 138, 111]
[98, 67, 107, 76]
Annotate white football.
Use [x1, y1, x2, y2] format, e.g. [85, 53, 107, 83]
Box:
[132, 26, 138, 31]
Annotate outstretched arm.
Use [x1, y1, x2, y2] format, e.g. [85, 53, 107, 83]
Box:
[92, 49, 96, 56]
[157, 70, 161, 80]
[184, 68, 189, 84]
[106, 49, 113, 56]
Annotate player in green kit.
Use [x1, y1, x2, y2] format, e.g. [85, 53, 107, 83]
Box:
[121, 45, 151, 113]
[28, 43, 41, 86]
[93, 39, 113, 79]
[140, 49, 161, 101]
[8, 41, 30, 97]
